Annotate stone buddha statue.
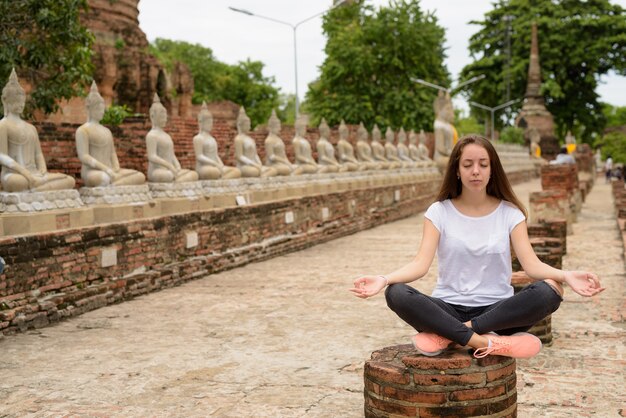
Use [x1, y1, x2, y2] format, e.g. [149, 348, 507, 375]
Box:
[193, 102, 241, 180]
[396, 127, 415, 167]
[146, 94, 198, 183]
[408, 130, 421, 161]
[565, 130, 577, 154]
[336, 120, 360, 171]
[433, 91, 456, 172]
[355, 122, 379, 170]
[234, 107, 277, 178]
[263, 109, 297, 176]
[292, 116, 319, 174]
[370, 124, 390, 169]
[529, 127, 542, 159]
[315, 118, 342, 173]
[0, 69, 76, 192]
[75, 82, 146, 187]
[417, 129, 432, 161]
[384, 127, 403, 169]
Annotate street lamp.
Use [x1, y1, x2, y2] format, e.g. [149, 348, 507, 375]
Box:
[229, 1, 346, 117]
[411, 74, 486, 95]
[469, 99, 520, 142]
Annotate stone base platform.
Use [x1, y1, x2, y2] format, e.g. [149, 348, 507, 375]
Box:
[0, 189, 83, 213]
[79, 185, 153, 205]
[364, 345, 517, 417]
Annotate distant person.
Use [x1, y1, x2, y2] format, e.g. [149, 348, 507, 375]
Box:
[549, 146, 575, 165]
[605, 155, 613, 183]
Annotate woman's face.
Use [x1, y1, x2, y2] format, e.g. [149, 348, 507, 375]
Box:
[457, 143, 491, 192]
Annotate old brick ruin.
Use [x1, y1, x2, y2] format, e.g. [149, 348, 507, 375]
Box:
[44, 0, 193, 124]
[364, 345, 517, 417]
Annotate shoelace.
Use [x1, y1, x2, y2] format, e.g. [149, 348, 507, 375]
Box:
[472, 337, 510, 358]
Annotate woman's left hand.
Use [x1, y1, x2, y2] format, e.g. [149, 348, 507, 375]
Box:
[564, 271, 605, 297]
[349, 275, 387, 299]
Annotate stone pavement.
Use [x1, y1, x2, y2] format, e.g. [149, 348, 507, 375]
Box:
[0, 178, 624, 417]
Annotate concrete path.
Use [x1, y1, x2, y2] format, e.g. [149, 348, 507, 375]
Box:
[1, 178, 624, 417]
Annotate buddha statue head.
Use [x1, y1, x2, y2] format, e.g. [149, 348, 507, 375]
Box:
[267, 109, 281, 135]
[385, 127, 394, 143]
[338, 119, 348, 140]
[357, 122, 368, 143]
[236, 106, 251, 134]
[434, 90, 447, 120]
[295, 115, 307, 137]
[2, 68, 26, 116]
[419, 129, 427, 145]
[398, 128, 407, 145]
[85, 81, 106, 122]
[149, 93, 167, 128]
[197, 101, 213, 133]
[318, 118, 330, 139]
[372, 124, 381, 142]
[408, 130, 417, 145]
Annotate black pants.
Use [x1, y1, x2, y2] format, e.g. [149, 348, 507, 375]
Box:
[385, 281, 563, 346]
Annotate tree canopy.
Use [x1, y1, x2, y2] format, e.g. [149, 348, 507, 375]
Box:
[0, 0, 94, 115]
[459, 0, 626, 143]
[305, 0, 449, 131]
[149, 38, 282, 127]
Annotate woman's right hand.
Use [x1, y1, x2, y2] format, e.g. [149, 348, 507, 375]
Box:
[349, 275, 387, 299]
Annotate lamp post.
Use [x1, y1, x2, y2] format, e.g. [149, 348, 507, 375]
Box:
[229, 1, 346, 117]
[469, 99, 520, 142]
[411, 74, 486, 95]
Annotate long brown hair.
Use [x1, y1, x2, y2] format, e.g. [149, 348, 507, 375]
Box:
[435, 134, 527, 218]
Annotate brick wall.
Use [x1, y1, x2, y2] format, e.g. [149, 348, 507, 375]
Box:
[0, 179, 440, 335]
[364, 345, 517, 417]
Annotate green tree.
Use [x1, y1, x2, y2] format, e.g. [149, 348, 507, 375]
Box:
[595, 131, 626, 163]
[602, 103, 626, 128]
[149, 39, 281, 127]
[460, 0, 626, 143]
[306, 0, 449, 131]
[499, 126, 525, 145]
[0, 0, 94, 115]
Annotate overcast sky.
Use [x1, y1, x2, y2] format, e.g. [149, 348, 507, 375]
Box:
[138, 0, 626, 114]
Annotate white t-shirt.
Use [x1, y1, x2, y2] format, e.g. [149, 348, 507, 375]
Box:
[424, 199, 526, 306]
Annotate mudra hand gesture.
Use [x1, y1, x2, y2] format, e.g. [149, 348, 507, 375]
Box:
[350, 275, 388, 299]
[564, 271, 604, 297]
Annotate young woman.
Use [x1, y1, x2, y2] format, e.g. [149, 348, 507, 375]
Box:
[350, 135, 604, 358]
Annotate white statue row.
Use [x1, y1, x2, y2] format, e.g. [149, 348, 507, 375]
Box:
[0, 70, 433, 196]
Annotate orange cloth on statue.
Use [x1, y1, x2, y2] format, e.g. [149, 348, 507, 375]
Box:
[534, 146, 542, 158]
[453, 126, 458, 145]
[566, 143, 576, 154]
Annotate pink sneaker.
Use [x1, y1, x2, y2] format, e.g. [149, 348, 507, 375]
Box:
[473, 332, 542, 359]
[411, 332, 453, 357]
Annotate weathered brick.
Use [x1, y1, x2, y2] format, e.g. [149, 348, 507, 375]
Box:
[449, 384, 506, 401]
[365, 361, 410, 385]
[413, 372, 485, 387]
[486, 363, 517, 382]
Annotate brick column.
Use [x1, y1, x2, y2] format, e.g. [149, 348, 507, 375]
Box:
[364, 345, 517, 417]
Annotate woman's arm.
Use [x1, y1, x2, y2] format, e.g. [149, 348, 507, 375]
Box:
[511, 221, 604, 297]
[350, 219, 440, 298]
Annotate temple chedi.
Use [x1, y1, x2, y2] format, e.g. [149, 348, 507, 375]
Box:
[85, 0, 193, 117]
[48, 0, 193, 123]
[516, 23, 559, 159]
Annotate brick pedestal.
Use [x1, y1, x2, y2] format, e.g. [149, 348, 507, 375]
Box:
[364, 345, 517, 417]
[510, 272, 553, 346]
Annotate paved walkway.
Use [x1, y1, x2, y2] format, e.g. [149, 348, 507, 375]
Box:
[1, 179, 624, 417]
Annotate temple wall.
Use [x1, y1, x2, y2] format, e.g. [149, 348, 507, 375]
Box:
[0, 177, 441, 335]
[34, 116, 436, 186]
